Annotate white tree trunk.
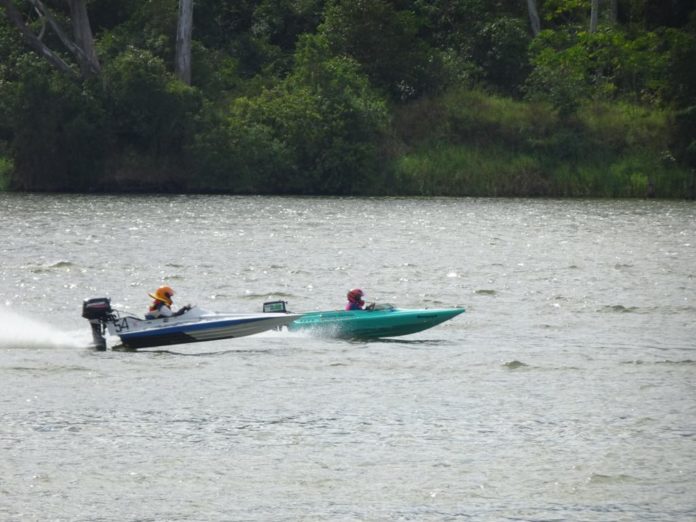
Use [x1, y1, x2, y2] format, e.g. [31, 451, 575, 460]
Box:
[527, 0, 541, 36]
[590, 0, 600, 33]
[68, 0, 100, 76]
[610, 0, 618, 24]
[175, 0, 193, 85]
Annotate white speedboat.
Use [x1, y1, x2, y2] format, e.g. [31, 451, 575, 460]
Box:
[82, 297, 300, 350]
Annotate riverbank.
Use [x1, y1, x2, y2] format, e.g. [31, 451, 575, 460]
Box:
[387, 90, 694, 198]
[0, 157, 11, 191]
[1, 89, 693, 198]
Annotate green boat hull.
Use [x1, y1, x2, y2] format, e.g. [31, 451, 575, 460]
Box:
[288, 306, 465, 339]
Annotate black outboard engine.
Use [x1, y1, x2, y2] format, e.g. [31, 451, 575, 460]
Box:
[82, 297, 112, 351]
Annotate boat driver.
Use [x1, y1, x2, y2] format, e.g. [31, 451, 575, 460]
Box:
[345, 288, 374, 311]
[146, 285, 190, 319]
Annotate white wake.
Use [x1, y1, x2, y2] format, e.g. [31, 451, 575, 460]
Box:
[0, 308, 85, 349]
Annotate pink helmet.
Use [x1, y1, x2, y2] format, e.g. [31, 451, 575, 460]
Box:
[347, 288, 365, 304]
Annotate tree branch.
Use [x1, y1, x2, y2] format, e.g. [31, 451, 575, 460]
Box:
[28, 0, 99, 75]
[0, 0, 78, 78]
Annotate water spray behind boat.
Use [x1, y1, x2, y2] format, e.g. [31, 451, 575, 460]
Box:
[0, 307, 86, 349]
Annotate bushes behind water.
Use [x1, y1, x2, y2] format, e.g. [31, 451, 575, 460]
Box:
[0, 156, 11, 191]
[187, 35, 390, 195]
[3, 75, 690, 197]
[388, 88, 693, 198]
[8, 63, 109, 192]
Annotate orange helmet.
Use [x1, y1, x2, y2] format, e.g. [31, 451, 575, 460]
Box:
[149, 285, 174, 306]
[347, 288, 365, 305]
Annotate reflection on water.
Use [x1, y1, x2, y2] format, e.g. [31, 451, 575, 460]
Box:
[124, 348, 276, 357]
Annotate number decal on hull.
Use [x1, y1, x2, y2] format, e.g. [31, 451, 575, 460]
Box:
[113, 318, 130, 333]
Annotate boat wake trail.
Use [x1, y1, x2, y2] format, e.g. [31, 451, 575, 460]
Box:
[0, 308, 85, 349]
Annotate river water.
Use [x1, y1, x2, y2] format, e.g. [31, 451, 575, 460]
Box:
[1, 194, 694, 521]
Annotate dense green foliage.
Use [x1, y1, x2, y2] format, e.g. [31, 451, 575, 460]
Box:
[0, 0, 695, 197]
[392, 89, 688, 197]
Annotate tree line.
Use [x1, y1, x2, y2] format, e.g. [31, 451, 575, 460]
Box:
[0, 0, 694, 197]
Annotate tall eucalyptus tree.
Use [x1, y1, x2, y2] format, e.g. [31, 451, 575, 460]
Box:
[527, 0, 540, 36]
[590, 0, 599, 32]
[175, 0, 193, 85]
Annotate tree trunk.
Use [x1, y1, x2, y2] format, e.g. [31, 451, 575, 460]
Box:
[527, 0, 541, 36]
[610, 0, 618, 24]
[175, 0, 193, 85]
[68, 0, 100, 76]
[590, 0, 600, 33]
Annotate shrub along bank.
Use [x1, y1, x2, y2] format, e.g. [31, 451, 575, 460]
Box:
[0, 78, 691, 197]
[388, 90, 693, 198]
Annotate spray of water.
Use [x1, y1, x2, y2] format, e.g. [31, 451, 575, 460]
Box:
[0, 308, 87, 349]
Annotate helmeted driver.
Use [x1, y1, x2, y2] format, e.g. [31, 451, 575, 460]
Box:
[346, 288, 366, 311]
[146, 285, 190, 319]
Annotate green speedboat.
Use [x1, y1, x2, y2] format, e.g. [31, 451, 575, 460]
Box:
[264, 301, 465, 339]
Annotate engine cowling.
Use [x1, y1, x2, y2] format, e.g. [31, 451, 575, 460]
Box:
[82, 297, 112, 320]
[82, 297, 112, 351]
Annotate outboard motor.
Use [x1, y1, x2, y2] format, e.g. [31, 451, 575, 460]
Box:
[82, 297, 112, 351]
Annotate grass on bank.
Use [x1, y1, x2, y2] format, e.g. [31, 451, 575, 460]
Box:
[389, 88, 693, 198]
[393, 145, 687, 197]
[0, 156, 12, 191]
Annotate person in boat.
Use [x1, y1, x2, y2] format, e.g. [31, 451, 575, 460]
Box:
[345, 288, 374, 311]
[145, 285, 190, 319]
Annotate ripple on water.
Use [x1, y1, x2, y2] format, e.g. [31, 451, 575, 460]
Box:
[622, 359, 696, 366]
[598, 304, 641, 313]
[6, 364, 92, 375]
[587, 473, 640, 485]
[503, 360, 528, 369]
[26, 260, 80, 273]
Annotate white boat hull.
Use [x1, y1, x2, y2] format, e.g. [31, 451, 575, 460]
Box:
[82, 300, 299, 350]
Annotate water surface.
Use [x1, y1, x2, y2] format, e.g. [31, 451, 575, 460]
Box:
[1, 194, 694, 520]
